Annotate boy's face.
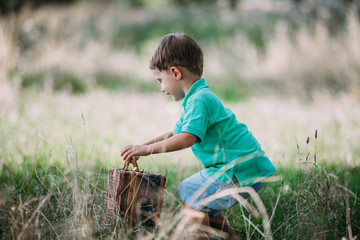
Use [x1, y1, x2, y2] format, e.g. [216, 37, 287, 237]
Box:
[151, 68, 185, 101]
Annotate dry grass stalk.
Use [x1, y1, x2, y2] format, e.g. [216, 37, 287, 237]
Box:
[16, 194, 51, 240]
[60, 144, 97, 239]
[3, 194, 52, 239]
[0, 18, 19, 117]
[345, 172, 354, 240]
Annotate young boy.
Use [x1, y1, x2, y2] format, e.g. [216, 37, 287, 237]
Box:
[120, 33, 277, 239]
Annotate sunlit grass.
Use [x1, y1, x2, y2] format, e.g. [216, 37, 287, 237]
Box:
[3, 88, 359, 166]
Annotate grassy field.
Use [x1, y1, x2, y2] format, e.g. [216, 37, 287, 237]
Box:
[0, 87, 359, 239]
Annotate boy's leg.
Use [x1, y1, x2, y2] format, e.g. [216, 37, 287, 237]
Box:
[208, 213, 239, 240]
[205, 182, 265, 240]
[176, 171, 263, 239]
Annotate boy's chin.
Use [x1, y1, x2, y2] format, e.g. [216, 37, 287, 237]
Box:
[172, 96, 183, 101]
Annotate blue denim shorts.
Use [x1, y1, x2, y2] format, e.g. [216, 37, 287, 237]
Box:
[176, 169, 264, 216]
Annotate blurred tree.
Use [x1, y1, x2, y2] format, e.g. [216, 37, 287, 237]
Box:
[228, 0, 240, 9]
[293, 0, 359, 12]
[172, 0, 216, 6]
[0, 0, 78, 15]
[292, 0, 360, 33]
[170, 0, 241, 9]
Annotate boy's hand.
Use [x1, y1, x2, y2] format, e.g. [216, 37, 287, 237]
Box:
[120, 145, 151, 162]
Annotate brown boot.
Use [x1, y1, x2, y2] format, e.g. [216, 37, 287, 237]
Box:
[180, 204, 212, 239]
[208, 213, 239, 240]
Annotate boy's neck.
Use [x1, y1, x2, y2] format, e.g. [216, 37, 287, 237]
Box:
[179, 67, 201, 96]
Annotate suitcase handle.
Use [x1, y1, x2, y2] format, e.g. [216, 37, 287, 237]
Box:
[122, 157, 139, 172]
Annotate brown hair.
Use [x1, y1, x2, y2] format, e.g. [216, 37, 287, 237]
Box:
[149, 33, 204, 77]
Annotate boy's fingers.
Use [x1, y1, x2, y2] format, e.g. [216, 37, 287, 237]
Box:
[120, 145, 133, 156]
[120, 147, 127, 156]
[122, 152, 132, 162]
[121, 146, 142, 161]
[121, 149, 128, 160]
[121, 146, 132, 157]
[125, 151, 137, 162]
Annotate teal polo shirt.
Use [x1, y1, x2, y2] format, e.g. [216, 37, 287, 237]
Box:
[174, 79, 277, 185]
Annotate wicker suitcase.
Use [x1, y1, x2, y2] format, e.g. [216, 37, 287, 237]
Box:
[103, 158, 166, 232]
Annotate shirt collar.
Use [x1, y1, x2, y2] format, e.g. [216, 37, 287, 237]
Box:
[182, 78, 209, 107]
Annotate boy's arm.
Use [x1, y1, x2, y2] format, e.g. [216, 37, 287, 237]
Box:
[120, 132, 197, 162]
[142, 131, 174, 145]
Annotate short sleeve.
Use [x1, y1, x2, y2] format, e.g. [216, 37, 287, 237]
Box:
[174, 119, 182, 134]
[181, 100, 209, 142]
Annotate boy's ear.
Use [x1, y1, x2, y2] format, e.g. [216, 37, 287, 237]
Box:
[170, 66, 182, 80]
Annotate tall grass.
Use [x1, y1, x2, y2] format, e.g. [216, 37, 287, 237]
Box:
[1, 136, 359, 239]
